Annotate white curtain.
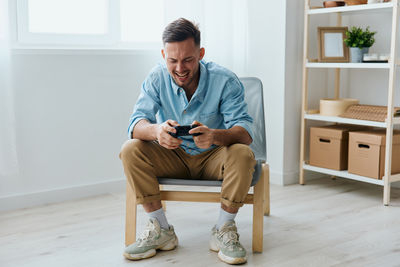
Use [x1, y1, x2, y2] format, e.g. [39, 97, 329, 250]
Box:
[0, 0, 19, 176]
[164, 0, 249, 76]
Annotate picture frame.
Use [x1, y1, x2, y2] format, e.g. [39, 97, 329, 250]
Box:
[317, 27, 349, 63]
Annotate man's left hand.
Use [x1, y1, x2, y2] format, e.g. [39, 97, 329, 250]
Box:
[189, 120, 215, 149]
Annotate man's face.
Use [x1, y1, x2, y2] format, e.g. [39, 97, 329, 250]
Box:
[162, 38, 205, 90]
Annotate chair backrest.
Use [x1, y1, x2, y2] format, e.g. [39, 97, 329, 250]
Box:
[240, 77, 266, 162]
[157, 77, 266, 187]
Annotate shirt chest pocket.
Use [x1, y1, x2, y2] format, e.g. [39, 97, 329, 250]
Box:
[198, 111, 222, 127]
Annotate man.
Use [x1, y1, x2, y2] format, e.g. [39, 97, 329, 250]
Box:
[119, 18, 256, 265]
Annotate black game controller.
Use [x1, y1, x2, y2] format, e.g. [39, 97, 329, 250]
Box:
[169, 124, 202, 138]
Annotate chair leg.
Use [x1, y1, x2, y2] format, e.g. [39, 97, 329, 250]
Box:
[263, 163, 270, 216]
[160, 185, 167, 211]
[252, 169, 264, 253]
[125, 181, 137, 246]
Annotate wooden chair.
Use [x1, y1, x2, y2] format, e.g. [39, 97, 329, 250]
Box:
[125, 77, 269, 253]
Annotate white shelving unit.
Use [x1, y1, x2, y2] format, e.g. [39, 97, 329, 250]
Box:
[299, 1, 399, 205]
[304, 113, 400, 127]
[306, 62, 391, 68]
[303, 164, 385, 185]
[307, 2, 393, 15]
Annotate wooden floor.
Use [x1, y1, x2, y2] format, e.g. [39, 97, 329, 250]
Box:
[1, 178, 400, 267]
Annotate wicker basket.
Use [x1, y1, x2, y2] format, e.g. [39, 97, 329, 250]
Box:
[340, 104, 400, 122]
[345, 0, 367, 5]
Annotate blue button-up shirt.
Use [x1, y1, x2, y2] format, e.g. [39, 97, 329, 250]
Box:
[128, 60, 253, 155]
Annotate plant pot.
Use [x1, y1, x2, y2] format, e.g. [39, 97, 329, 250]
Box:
[350, 47, 369, 63]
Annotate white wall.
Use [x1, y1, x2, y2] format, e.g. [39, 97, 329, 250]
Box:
[247, 0, 322, 185]
[282, 0, 304, 185]
[0, 50, 161, 211]
[247, 0, 287, 185]
[284, 2, 335, 185]
[345, 12, 400, 106]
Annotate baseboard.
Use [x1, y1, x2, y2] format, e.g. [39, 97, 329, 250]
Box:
[0, 178, 126, 212]
[270, 169, 326, 185]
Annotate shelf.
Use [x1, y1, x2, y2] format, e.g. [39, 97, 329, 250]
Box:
[304, 113, 400, 127]
[306, 62, 390, 69]
[308, 2, 393, 15]
[303, 163, 384, 186]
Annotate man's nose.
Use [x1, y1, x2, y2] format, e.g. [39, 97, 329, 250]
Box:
[176, 62, 184, 72]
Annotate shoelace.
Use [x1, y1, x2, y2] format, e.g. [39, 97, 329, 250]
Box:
[218, 226, 241, 247]
[139, 229, 151, 241]
[138, 221, 158, 243]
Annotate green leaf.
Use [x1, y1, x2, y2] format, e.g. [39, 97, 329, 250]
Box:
[344, 26, 376, 48]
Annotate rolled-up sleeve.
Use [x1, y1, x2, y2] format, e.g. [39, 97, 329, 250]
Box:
[127, 73, 161, 138]
[220, 78, 254, 140]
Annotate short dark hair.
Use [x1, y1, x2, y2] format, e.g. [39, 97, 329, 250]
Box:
[162, 18, 200, 46]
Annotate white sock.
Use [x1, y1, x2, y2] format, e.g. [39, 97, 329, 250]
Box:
[147, 208, 169, 230]
[216, 208, 237, 230]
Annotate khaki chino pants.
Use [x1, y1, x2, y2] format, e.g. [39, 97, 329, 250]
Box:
[119, 139, 256, 208]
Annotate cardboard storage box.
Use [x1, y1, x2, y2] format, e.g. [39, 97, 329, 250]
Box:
[309, 125, 365, 170]
[348, 130, 400, 179]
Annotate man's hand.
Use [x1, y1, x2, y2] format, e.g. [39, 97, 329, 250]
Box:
[156, 120, 183, 149]
[189, 121, 215, 149]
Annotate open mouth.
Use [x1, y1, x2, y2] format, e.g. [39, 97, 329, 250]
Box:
[175, 72, 189, 82]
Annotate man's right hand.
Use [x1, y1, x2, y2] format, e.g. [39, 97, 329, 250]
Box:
[156, 120, 183, 149]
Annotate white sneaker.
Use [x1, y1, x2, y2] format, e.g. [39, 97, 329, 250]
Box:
[210, 221, 247, 265]
[123, 218, 178, 260]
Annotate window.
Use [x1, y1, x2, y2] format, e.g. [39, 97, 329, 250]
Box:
[28, 0, 108, 34]
[120, 0, 164, 44]
[15, 0, 165, 48]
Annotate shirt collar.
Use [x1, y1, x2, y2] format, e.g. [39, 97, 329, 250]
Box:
[170, 60, 207, 103]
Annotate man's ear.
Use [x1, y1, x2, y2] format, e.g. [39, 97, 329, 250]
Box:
[199, 47, 205, 60]
[161, 49, 165, 59]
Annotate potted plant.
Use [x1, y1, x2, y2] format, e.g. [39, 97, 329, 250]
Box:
[344, 26, 376, 63]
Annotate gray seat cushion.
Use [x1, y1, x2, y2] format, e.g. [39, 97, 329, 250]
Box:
[158, 160, 262, 187]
